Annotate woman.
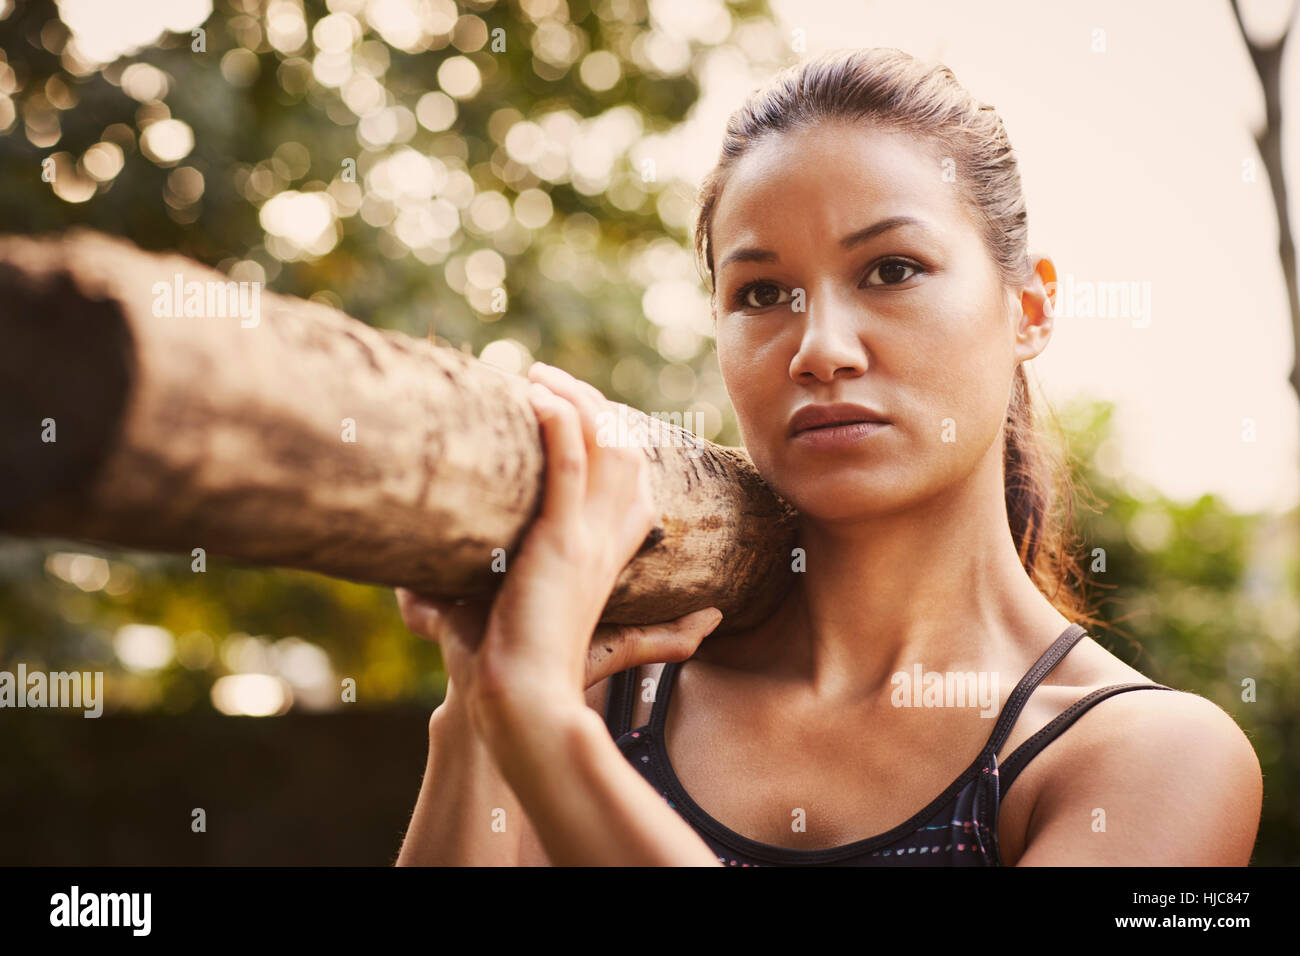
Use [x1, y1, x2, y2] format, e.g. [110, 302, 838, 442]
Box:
[393, 48, 1262, 866]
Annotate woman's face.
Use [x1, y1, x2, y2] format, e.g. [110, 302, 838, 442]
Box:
[711, 121, 1050, 521]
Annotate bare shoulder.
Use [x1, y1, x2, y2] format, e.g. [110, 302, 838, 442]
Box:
[1053, 683, 1260, 773]
[1017, 675, 1263, 865]
[1049, 636, 1259, 769]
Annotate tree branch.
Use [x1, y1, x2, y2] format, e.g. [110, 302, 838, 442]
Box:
[0, 229, 799, 634]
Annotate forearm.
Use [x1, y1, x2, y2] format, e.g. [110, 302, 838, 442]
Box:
[395, 701, 526, 866]
[484, 700, 722, 867]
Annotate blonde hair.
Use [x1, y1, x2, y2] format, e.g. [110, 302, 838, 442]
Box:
[694, 47, 1100, 628]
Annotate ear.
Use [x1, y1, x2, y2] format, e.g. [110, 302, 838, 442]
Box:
[1013, 254, 1057, 363]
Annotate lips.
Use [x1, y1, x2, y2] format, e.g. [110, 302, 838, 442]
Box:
[788, 402, 890, 437]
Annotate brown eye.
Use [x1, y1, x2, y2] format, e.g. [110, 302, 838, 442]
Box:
[740, 283, 791, 309]
[864, 259, 921, 286]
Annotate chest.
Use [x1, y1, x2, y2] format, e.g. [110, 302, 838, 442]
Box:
[630, 662, 1057, 858]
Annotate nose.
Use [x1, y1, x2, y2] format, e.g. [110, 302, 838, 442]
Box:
[788, 289, 869, 384]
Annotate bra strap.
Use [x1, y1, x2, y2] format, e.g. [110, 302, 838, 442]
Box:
[603, 667, 637, 739]
[979, 623, 1088, 757]
[997, 682, 1178, 795]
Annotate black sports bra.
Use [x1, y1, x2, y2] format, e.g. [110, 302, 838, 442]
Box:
[603, 622, 1177, 865]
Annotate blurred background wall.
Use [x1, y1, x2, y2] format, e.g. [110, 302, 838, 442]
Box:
[1, 0, 1297, 864]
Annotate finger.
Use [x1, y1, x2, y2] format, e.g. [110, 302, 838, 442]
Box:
[601, 436, 657, 553]
[533, 364, 642, 497]
[587, 411, 647, 511]
[632, 458, 660, 540]
[532, 365, 640, 484]
[396, 589, 490, 643]
[528, 362, 606, 447]
[396, 588, 446, 641]
[529, 363, 607, 468]
[528, 381, 587, 526]
[528, 365, 647, 515]
[585, 607, 724, 688]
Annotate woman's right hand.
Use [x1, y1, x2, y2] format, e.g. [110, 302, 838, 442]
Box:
[393, 590, 719, 867]
[396, 589, 720, 719]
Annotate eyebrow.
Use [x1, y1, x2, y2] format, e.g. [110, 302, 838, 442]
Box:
[715, 216, 925, 274]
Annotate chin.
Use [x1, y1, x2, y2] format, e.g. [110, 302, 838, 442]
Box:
[769, 467, 911, 523]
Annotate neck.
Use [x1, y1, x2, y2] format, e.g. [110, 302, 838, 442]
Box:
[743, 439, 1070, 703]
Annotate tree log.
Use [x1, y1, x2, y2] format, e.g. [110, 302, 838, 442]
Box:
[0, 229, 798, 633]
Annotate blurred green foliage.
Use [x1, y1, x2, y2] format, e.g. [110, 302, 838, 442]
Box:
[1060, 402, 1300, 864]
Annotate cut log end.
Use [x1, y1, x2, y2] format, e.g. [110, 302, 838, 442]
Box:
[0, 250, 135, 526]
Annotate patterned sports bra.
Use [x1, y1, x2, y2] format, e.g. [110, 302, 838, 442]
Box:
[603, 622, 1177, 866]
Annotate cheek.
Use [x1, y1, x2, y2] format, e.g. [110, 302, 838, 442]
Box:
[717, 331, 768, 427]
[888, 288, 1010, 471]
[924, 332, 1011, 458]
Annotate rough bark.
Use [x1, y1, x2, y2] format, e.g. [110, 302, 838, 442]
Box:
[0, 229, 798, 633]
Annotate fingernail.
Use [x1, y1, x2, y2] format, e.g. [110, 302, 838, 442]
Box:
[703, 608, 723, 632]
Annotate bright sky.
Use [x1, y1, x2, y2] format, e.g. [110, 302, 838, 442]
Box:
[665, 0, 1300, 514]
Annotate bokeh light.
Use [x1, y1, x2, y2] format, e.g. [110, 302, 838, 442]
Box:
[139, 118, 194, 164]
[210, 674, 292, 716]
[54, 0, 211, 65]
[113, 624, 176, 673]
[259, 189, 338, 257]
